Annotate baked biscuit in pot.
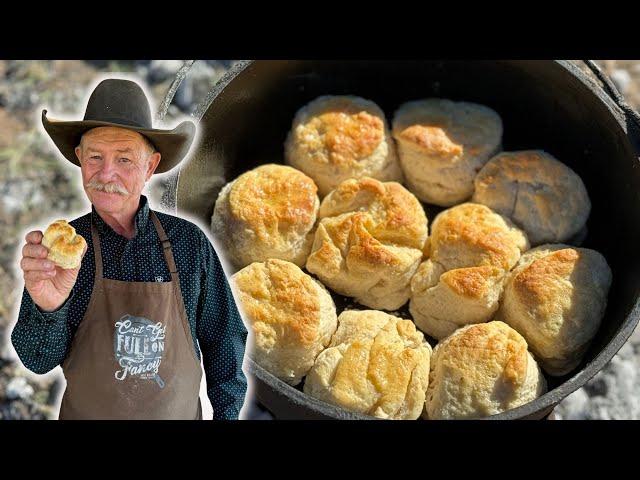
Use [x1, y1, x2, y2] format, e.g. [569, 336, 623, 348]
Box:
[497, 244, 612, 376]
[409, 203, 529, 340]
[392, 98, 503, 207]
[304, 309, 432, 420]
[472, 150, 591, 246]
[285, 95, 402, 197]
[211, 164, 320, 269]
[306, 177, 429, 311]
[232, 259, 338, 386]
[425, 321, 546, 419]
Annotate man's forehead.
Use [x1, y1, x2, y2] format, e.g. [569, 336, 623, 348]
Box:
[82, 127, 146, 146]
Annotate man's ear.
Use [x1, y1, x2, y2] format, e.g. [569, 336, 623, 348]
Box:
[75, 146, 82, 163]
[146, 152, 162, 180]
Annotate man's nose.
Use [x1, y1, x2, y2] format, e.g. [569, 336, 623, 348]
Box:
[96, 156, 119, 179]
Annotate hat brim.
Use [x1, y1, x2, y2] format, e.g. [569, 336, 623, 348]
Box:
[41, 110, 196, 174]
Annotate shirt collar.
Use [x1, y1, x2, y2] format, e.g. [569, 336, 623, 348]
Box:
[91, 195, 151, 238]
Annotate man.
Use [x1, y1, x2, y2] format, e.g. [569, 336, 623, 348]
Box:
[12, 78, 248, 420]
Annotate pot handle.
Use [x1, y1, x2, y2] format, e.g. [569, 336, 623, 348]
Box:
[155, 60, 196, 121]
[583, 59, 640, 129]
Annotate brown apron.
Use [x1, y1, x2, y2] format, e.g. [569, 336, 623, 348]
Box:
[59, 210, 203, 420]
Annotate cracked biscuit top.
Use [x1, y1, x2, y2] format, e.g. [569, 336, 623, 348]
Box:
[303, 309, 432, 420]
[472, 150, 591, 245]
[305, 177, 428, 310]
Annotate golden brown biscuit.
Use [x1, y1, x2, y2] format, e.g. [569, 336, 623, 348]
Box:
[426, 203, 529, 271]
[232, 259, 337, 385]
[211, 164, 320, 269]
[42, 219, 86, 269]
[303, 310, 432, 420]
[497, 245, 612, 376]
[425, 321, 546, 419]
[285, 95, 402, 196]
[472, 150, 591, 245]
[409, 203, 529, 339]
[410, 262, 506, 340]
[392, 99, 503, 206]
[306, 177, 428, 310]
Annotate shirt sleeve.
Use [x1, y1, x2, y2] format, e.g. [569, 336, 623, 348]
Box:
[196, 231, 248, 420]
[11, 286, 75, 374]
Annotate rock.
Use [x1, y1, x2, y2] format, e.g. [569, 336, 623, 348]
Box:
[611, 69, 632, 95]
[148, 60, 185, 84]
[6, 376, 34, 400]
[172, 61, 220, 113]
[555, 388, 589, 420]
[555, 339, 640, 420]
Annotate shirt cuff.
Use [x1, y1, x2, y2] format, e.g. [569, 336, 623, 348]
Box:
[31, 290, 75, 324]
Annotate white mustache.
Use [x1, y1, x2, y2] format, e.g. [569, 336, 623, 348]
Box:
[86, 179, 129, 195]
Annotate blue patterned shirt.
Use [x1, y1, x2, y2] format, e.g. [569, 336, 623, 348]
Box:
[11, 195, 248, 420]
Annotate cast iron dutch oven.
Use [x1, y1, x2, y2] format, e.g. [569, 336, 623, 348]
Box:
[158, 60, 640, 420]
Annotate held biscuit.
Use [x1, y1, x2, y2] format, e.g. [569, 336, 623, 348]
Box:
[497, 245, 612, 376]
[409, 203, 529, 339]
[305, 177, 429, 311]
[392, 99, 503, 206]
[285, 95, 403, 197]
[42, 219, 86, 269]
[303, 310, 432, 420]
[232, 259, 338, 386]
[425, 321, 547, 419]
[472, 150, 591, 245]
[211, 164, 320, 269]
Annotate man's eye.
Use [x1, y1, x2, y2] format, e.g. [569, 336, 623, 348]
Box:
[119, 158, 131, 163]
[90, 155, 101, 160]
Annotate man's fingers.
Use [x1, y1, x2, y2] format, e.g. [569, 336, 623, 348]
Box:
[24, 269, 56, 282]
[22, 243, 49, 259]
[21, 257, 55, 272]
[25, 230, 43, 244]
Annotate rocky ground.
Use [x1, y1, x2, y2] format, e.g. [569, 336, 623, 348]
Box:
[0, 60, 637, 420]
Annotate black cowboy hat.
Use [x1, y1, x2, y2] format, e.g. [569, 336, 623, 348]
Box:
[42, 78, 196, 174]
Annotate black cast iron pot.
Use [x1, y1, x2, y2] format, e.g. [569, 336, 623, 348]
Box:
[158, 60, 640, 420]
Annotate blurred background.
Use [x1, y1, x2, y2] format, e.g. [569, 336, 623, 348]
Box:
[0, 60, 637, 420]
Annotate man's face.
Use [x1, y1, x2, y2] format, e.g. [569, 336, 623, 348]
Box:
[75, 127, 161, 216]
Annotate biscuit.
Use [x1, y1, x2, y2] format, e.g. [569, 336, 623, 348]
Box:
[211, 164, 320, 269]
[425, 202, 529, 271]
[285, 95, 403, 197]
[472, 150, 591, 245]
[410, 262, 506, 340]
[306, 177, 428, 310]
[42, 219, 86, 269]
[303, 309, 432, 420]
[497, 245, 612, 376]
[392, 99, 502, 206]
[232, 259, 338, 386]
[425, 321, 546, 419]
[409, 203, 528, 339]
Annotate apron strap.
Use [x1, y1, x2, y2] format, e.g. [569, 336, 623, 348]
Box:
[90, 209, 178, 279]
[90, 219, 104, 279]
[150, 210, 179, 276]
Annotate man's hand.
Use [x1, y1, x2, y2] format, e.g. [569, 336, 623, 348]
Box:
[20, 230, 87, 313]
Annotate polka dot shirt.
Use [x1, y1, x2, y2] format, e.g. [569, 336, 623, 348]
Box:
[11, 195, 248, 420]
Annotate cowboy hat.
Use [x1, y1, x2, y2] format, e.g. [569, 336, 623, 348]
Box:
[41, 78, 196, 174]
